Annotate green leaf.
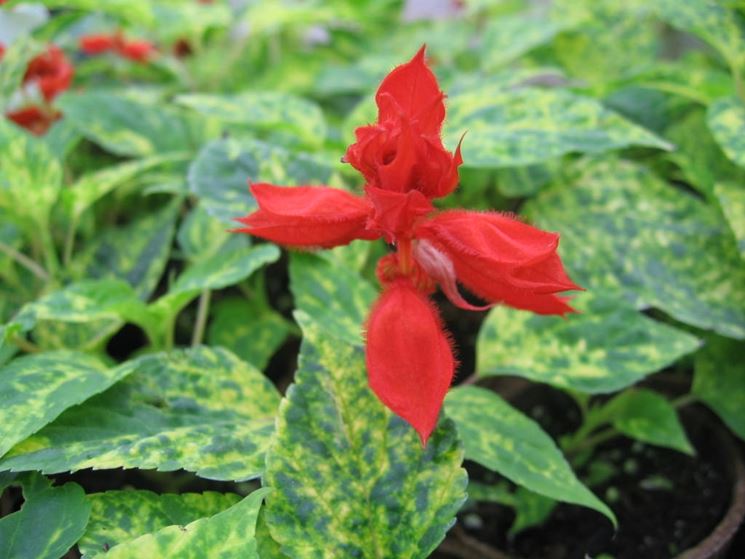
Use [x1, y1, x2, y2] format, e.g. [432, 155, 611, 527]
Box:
[0, 38, 43, 107]
[176, 206, 232, 263]
[524, 158, 745, 340]
[263, 314, 467, 558]
[444, 88, 671, 168]
[602, 389, 693, 454]
[693, 336, 745, 440]
[176, 92, 327, 147]
[0, 473, 90, 559]
[58, 92, 195, 157]
[88, 489, 269, 559]
[288, 252, 377, 346]
[34, 0, 154, 24]
[188, 137, 337, 225]
[714, 181, 745, 256]
[0, 347, 280, 481]
[79, 490, 241, 557]
[477, 293, 701, 393]
[653, 0, 745, 70]
[480, 13, 571, 70]
[0, 119, 62, 230]
[466, 481, 557, 536]
[208, 296, 291, 371]
[708, 96, 745, 173]
[0, 351, 127, 457]
[445, 386, 615, 524]
[76, 202, 179, 299]
[149, 2, 231, 41]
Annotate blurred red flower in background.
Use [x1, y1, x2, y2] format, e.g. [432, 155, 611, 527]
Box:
[234, 47, 582, 444]
[79, 32, 155, 63]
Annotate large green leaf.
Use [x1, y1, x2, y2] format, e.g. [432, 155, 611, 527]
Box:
[600, 389, 693, 454]
[693, 336, 745, 440]
[0, 473, 90, 559]
[75, 202, 179, 299]
[714, 181, 745, 256]
[88, 489, 269, 559]
[0, 119, 62, 230]
[208, 296, 291, 371]
[176, 92, 326, 147]
[477, 293, 701, 393]
[58, 92, 196, 157]
[79, 490, 241, 557]
[708, 96, 745, 168]
[34, 0, 154, 24]
[0, 351, 127, 458]
[188, 137, 337, 225]
[444, 88, 671, 168]
[0, 347, 280, 481]
[288, 252, 377, 346]
[445, 386, 614, 524]
[653, 0, 745, 70]
[524, 158, 745, 339]
[176, 205, 232, 263]
[263, 314, 467, 559]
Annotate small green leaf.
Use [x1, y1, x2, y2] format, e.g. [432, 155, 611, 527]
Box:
[263, 314, 467, 558]
[188, 137, 337, 225]
[693, 336, 745, 441]
[35, 0, 154, 24]
[176, 92, 327, 147]
[0, 38, 43, 107]
[708, 96, 745, 169]
[289, 252, 377, 346]
[477, 293, 701, 393]
[525, 158, 745, 340]
[0, 351, 128, 457]
[79, 490, 241, 557]
[714, 182, 745, 256]
[445, 386, 615, 525]
[58, 92, 195, 157]
[0, 347, 280, 481]
[176, 206, 232, 263]
[444, 88, 671, 168]
[88, 489, 270, 559]
[0, 473, 90, 559]
[208, 296, 291, 371]
[603, 389, 694, 454]
[76, 202, 179, 299]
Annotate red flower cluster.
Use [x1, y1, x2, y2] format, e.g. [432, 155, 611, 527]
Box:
[79, 32, 156, 63]
[5, 45, 73, 135]
[234, 47, 581, 444]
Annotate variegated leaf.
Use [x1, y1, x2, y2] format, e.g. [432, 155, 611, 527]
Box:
[445, 386, 614, 523]
[0, 347, 280, 481]
[263, 313, 467, 558]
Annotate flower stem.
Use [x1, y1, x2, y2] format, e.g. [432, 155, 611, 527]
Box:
[0, 241, 50, 282]
[191, 290, 211, 347]
[398, 239, 413, 274]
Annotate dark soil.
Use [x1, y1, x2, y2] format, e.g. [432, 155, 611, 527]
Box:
[435, 382, 741, 559]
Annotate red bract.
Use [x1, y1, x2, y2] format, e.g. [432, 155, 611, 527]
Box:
[5, 105, 61, 136]
[79, 33, 156, 63]
[23, 45, 74, 102]
[234, 47, 582, 444]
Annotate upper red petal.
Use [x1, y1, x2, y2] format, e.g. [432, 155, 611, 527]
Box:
[79, 34, 119, 54]
[365, 279, 455, 445]
[375, 46, 445, 135]
[234, 183, 377, 249]
[118, 40, 156, 63]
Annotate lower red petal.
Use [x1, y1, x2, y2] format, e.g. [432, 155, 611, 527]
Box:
[365, 279, 455, 444]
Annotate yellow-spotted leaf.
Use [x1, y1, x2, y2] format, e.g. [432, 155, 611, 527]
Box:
[88, 489, 270, 559]
[714, 181, 745, 256]
[477, 293, 701, 393]
[263, 314, 467, 559]
[524, 158, 745, 340]
[0, 351, 128, 458]
[693, 336, 745, 441]
[444, 88, 671, 168]
[0, 473, 90, 559]
[445, 386, 615, 524]
[79, 490, 241, 557]
[0, 347, 280, 481]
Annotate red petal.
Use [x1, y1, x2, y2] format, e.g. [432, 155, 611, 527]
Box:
[234, 183, 377, 248]
[365, 279, 455, 445]
[376, 46, 445, 135]
[118, 40, 156, 62]
[24, 45, 74, 102]
[416, 211, 581, 315]
[365, 185, 433, 241]
[79, 34, 118, 54]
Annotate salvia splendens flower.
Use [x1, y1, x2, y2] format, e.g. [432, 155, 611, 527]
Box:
[79, 32, 156, 63]
[234, 46, 582, 444]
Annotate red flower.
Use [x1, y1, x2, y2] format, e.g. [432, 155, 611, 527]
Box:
[0, 43, 5, 61]
[23, 45, 74, 102]
[79, 32, 156, 64]
[6, 105, 61, 136]
[234, 47, 582, 444]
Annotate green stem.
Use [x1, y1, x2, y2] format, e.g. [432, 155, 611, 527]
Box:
[565, 426, 618, 455]
[191, 290, 211, 347]
[11, 335, 41, 354]
[62, 215, 79, 266]
[39, 227, 59, 277]
[0, 241, 50, 282]
[672, 393, 697, 409]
